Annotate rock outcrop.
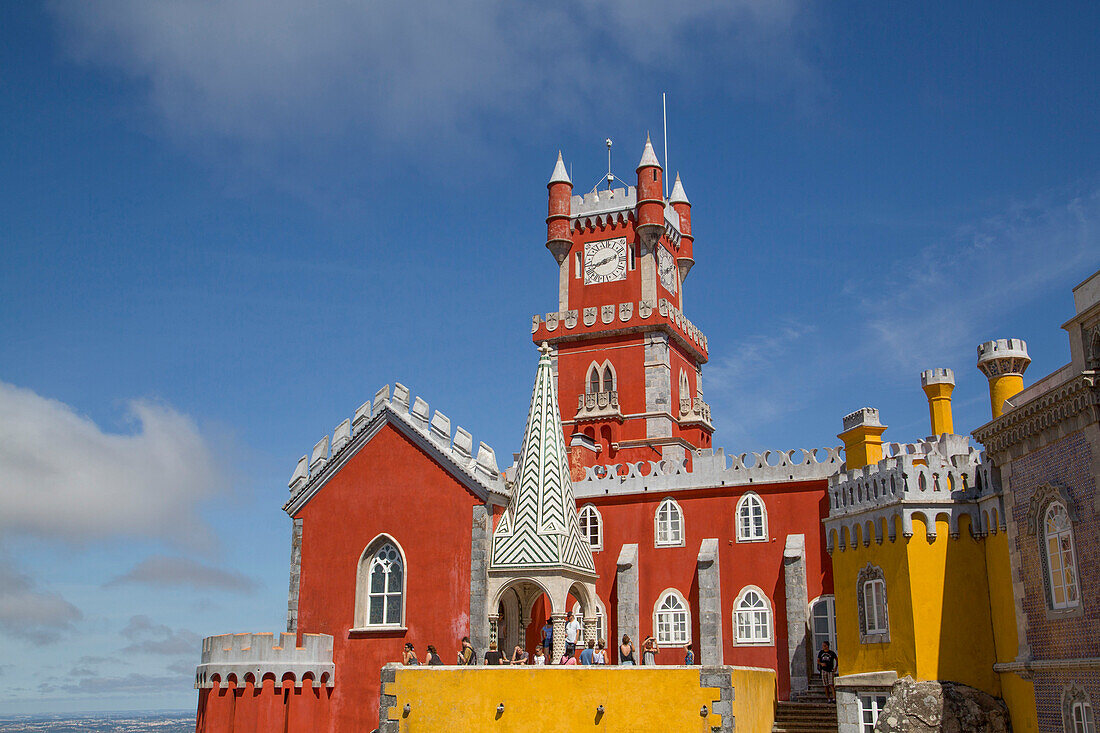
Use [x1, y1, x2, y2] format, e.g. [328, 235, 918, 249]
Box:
[875, 676, 1011, 733]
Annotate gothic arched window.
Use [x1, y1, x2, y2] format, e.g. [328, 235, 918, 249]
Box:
[587, 365, 601, 395]
[655, 498, 685, 547]
[578, 504, 603, 551]
[603, 365, 615, 393]
[733, 587, 773, 645]
[856, 563, 889, 643]
[654, 590, 690, 645]
[736, 492, 768, 542]
[1043, 502, 1080, 610]
[354, 536, 406, 628]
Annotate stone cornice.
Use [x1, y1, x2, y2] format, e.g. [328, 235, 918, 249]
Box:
[972, 372, 1100, 456]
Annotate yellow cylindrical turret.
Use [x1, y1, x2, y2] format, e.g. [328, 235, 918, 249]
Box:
[976, 339, 1030, 419]
[838, 407, 887, 469]
[921, 368, 955, 435]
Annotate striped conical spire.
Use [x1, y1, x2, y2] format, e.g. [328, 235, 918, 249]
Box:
[490, 343, 596, 574]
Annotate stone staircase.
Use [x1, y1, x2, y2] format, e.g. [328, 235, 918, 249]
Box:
[772, 678, 837, 733]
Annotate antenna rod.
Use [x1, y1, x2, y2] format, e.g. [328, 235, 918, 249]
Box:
[662, 93, 668, 198]
[606, 137, 614, 191]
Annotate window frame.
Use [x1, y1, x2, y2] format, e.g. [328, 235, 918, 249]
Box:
[855, 563, 890, 644]
[859, 694, 888, 733]
[735, 492, 768, 543]
[353, 534, 408, 631]
[732, 586, 774, 646]
[578, 504, 603, 552]
[1042, 501, 1081, 611]
[654, 498, 685, 548]
[863, 579, 888, 634]
[653, 589, 691, 646]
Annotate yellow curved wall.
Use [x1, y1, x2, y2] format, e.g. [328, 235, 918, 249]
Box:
[988, 374, 1024, 419]
[383, 666, 776, 732]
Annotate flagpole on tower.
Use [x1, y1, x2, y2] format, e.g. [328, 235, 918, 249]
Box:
[662, 92, 668, 199]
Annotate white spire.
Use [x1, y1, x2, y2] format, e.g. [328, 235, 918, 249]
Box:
[669, 173, 690, 205]
[548, 150, 572, 185]
[637, 133, 661, 169]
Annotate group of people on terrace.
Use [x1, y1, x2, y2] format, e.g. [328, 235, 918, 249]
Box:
[399, 612, 696, 667]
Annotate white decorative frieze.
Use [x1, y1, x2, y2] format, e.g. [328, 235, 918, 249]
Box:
[564, 310, 578, 329]
[195, 632, 334, 689]
[601, 304, 615, 324]
[583, 307, 597, 326]
[619, 302, 633, 321]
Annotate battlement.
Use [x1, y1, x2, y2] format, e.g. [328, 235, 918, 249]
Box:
[976, 338, 1030, 376]
[532, 297, 707, 360]
[285, 383, 507, 515]
[920, 368, 955, 387]
[824, 434, 1002, 548]
[573, 445, 843, 499]
[568, 186, 682, 244]
[195, 632, 334, 689]
[842, 407, 881, 431]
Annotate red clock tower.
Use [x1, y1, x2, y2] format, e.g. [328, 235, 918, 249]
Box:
[532, 137, 713, 477]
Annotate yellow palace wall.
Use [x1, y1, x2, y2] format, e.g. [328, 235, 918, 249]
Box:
[833, 517, 998, 692]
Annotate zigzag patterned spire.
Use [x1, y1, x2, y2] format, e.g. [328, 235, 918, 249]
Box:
[490, 343, 596, 574]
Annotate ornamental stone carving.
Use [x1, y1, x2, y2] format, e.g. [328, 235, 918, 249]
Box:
[532, 315, 541, 333]
[639, 300, 654, 318]
[601, 305, 615, 324]
[546, 312, 559, 331]
[564, 310, 578, 329]
[619, 302, 633, 322]
[1026, 483, 1078, 535]
[583, 307, 597, 327]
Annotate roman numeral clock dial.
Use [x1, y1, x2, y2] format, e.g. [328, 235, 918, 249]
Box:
[583, 237, 628, 285]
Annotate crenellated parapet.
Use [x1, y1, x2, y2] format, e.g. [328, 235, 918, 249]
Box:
[573, 445, 843, 499]
[284, 383, 508, 516]
[532, 297, 707, 362]
[824, 434, 1004, 551]
[195, 632, 334, 689]
[568, 186, 682, 246]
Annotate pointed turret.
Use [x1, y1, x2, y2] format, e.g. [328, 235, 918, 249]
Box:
[635, 134, 665, 250]
[546, 151, 574, 265]
[670, 173, 694, 283]
[490, 343, 596, 576]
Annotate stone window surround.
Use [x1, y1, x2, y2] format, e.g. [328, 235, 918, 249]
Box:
[856, 563, 890, 644]
[653, 588, 691, 646]
[578, 504, 604, 552]
[352, 533, 409, 632]
[732, 584, 774, 646]
[735, 491, 768, 543]
[1027, 485, 1085, 617]
[1062, 683, 1096, 733]
[654, 497, 686, 548]
[585, 359, 617, 394]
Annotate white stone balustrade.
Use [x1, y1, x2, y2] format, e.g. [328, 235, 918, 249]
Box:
[679, 396, 713, 429]
[576, 390, 621, 420]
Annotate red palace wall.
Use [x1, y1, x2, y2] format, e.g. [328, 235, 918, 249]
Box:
[196, 679, 333, 733]
[293, 423, 480, 732]
[583, 479, 833, 700]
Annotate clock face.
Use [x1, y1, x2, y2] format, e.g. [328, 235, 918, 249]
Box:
[657, 246, 678, 294]
[584, 237, 628, 285]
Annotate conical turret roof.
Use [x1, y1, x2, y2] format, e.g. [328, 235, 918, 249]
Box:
[637, 133, 661, 170]
[669, 173, 690, 204]
[490, 344, 596, 575]
[548, 151, 572, 186]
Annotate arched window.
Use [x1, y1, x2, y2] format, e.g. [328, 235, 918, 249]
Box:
[733, 587, 773, 645]
[603, 366, 615, 392]
[856, 563, 889, 643]
[578, 504, 603, 551]
[655, 498, 684, 547]
[679, 370, 690, 399]
[654, 590, 690, 645]
[354, 536, 406, 629]
[1043, 502, 1080, 610]
[736, 492, 767, 542]
[587, 365, 601, 395]
[809, 595, 836, 651]
[1064, 684, 1096, 733]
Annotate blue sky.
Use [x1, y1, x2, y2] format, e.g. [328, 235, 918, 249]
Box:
[1, 0, 1098, 714]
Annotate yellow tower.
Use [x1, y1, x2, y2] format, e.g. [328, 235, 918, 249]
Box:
[976, 339, 1030, 419]
[837, 407, 887, 469]
[920, 368, 955, 435]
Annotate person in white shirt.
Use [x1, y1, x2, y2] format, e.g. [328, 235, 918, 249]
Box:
[565, 612, 583, 659]
[532, 645, 546, 665]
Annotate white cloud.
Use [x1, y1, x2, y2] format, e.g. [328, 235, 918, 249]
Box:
[47, 0, 815, 147]
[0, 382, 225, 546]
[120, 615, 201, 657]
[107, 555, 257, 594]
[0, 558, 82, 645]
[859, 188, 1100, 373]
